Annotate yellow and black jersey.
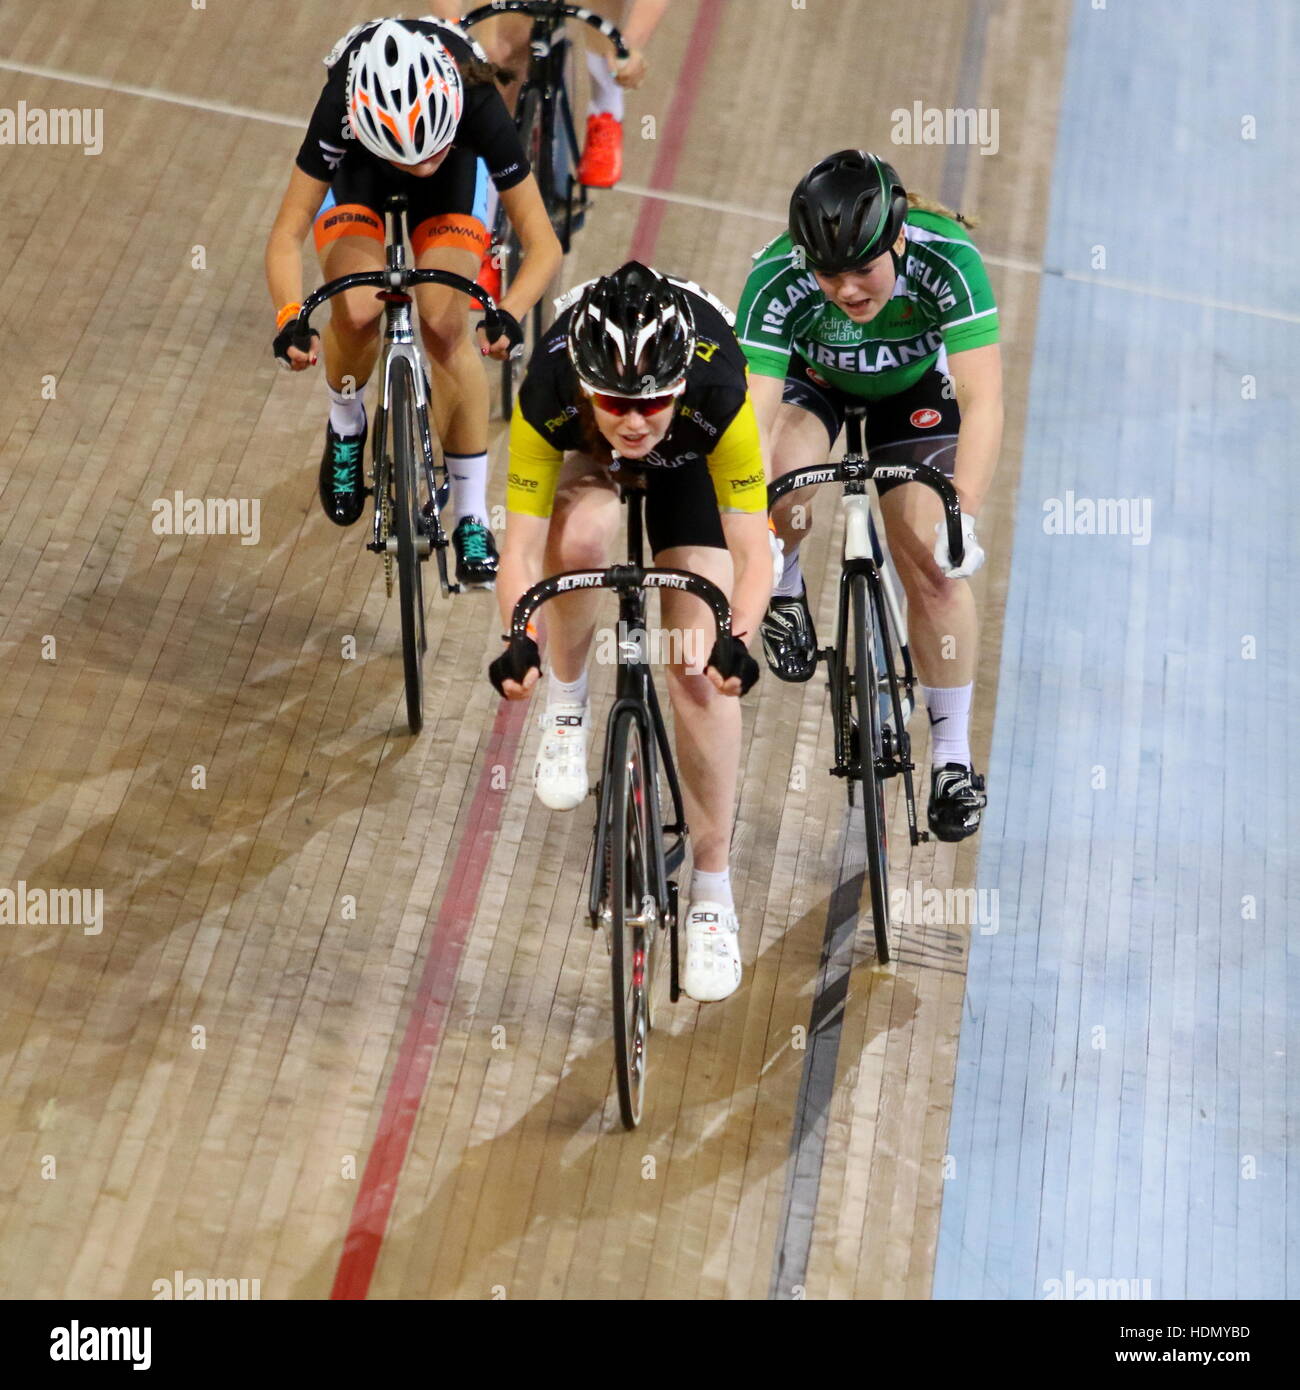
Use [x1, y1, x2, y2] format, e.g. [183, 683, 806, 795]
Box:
[507, 286, 767, 520]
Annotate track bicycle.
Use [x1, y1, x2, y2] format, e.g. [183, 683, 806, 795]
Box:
[501, 466, 743, 1129]
[767, 405, 965, 962]
[462, 1, 628, 416]
[282, 192, 508, 736]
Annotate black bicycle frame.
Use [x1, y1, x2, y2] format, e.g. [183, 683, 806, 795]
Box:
[504, 476, 731, 922]
[462, 3, 628, 244]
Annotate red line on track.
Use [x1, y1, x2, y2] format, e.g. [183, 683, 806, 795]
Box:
[627, 0, 728, 264]
[330, 698, 530, 1300]
[331, 0, 726, 1301]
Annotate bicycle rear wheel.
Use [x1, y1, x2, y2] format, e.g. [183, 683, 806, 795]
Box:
[390, 362, 425, 735]
[608, 708, 657, 1129]
[850, 574, 891, 962]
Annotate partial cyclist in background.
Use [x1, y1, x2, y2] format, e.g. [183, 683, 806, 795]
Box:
[735, 150, 1002, 842]
[265, 16, 561, 586]
[429, 1, 669, 301]
[488, 264, 770, 1002]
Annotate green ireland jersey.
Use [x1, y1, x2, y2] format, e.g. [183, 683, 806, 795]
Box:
[734, 209, 999, 400]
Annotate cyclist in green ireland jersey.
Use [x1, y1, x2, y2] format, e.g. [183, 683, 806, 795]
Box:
[735, 150, 1001, 840]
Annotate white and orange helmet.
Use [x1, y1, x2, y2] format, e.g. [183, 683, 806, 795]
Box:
[347, 20, 463, 165]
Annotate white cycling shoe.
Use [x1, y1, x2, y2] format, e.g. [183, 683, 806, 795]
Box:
[682, 901, 742, 1002]
[534, 703, 590, 811]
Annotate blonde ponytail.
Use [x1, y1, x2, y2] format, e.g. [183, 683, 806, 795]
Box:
[906, 190, 978, 230]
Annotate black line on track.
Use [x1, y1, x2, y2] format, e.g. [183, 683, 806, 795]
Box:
[939, 0, 993, 213]
[767, 808, 865, 1300]
[764, 0, 996, 1299]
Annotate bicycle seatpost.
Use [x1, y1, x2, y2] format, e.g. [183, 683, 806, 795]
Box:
[384, 195, 409, 275]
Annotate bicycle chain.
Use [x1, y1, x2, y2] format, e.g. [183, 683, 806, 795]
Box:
[382, 490, 394, 598]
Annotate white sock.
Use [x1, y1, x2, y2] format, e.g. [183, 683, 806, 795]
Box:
[922, 683, 973, 768]
[445, 452, 488, 529]
[327, 383, 366, 435]
[548, 671, 588, 709]
[691, 868, 734, 911]
[586, 50, 624, 120]
[773, 546, 804, 599]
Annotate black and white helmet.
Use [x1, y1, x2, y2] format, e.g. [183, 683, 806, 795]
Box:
[566, 262, 696, 397]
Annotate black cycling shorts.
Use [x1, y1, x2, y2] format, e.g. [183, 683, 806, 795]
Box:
[313, 151, 491, 260]
[607, 456, 726, 555]
[781, 356, 960, 495]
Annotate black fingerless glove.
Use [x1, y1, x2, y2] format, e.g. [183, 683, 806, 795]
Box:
[272, 319, 318, 368]
[478, 306, 524, 357]
[706, 634, 760, 696]
[489, 635, 541, 697]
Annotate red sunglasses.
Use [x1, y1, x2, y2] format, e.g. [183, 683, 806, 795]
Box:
[588, 391, 679, 417]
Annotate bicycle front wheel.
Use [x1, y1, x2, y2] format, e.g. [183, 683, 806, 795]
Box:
[850, 574, 891, 962]
[608, 709, 656, 1129]
[390, 361, 425, 735]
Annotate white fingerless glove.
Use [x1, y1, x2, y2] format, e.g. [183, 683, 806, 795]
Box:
[933, 512, 985, 578]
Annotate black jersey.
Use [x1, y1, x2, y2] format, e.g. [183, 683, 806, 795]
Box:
[518, 282, 750, 468]
[295, 17, 529, 192]
[508, 281, 766, 519]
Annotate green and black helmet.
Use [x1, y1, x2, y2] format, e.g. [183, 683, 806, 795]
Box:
[788, 150, 908, 275]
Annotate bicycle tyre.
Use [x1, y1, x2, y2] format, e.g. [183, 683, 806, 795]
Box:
[850, 574, 891, 962]
[608, 708, 655, 1129]
[390, 362, 425, 735]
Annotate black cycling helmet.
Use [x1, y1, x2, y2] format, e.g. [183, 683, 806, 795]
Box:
[788, 149, 909, 275]
[566, 261, 696, 396]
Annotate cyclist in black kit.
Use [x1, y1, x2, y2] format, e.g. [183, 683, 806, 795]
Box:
[266, 16, 561, 587]
[489, 264, 770, 1002]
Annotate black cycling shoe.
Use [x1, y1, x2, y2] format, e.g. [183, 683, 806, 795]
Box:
[927, 762, 988, 842]
[761, 587, 819, 682]
[318, 415, 368, 527]
[453, 516, 499, 590]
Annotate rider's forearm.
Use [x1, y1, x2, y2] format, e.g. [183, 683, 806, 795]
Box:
[265, 229, 305, 315]
[498, 226, 563, 322]
[496, 521, 547, 635]
[723, 517, 773, 646]
[951, 394, 1002, 518]
[621, 0, 670, 50]
[746, 373, 785, 471]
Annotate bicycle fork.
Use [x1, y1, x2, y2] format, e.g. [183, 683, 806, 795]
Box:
[841, 487, 915, 729]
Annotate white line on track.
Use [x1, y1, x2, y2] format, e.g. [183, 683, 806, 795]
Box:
[4, 57, 1296, 327]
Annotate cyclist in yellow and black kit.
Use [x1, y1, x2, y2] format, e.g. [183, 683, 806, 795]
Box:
[488, 263, 770, 1002]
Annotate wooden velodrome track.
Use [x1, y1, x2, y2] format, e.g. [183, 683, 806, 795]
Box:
[0, 1, 1067, 1299]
